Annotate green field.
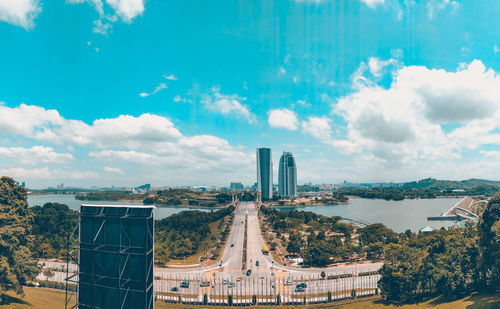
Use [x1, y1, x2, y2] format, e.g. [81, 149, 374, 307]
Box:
[0, 287, 497, 309]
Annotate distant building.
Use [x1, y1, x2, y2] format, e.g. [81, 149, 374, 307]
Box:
[135, 184, 151, 191]
[230, 182, 244, 191]
[57, 183, 64, 189]
[256, 148, 273, 199]
[278, 152, 297, 198]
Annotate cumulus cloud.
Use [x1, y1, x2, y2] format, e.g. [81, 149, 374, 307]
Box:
[301, 117, 332, 139]
[90, 135, 252, 174]
[0, 0, 41, 30]
[268, 109, 299, 131]
[334, 59, 500, 166]
[300, 116, 362, 155]
[0, 103, 182, 147]
[105, 0, 144, 23]
[201, 88, 257, 124]
[0, 146, 74, 165]
[103, 166, 124, 174]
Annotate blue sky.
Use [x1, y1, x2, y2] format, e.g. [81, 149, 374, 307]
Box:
[2, 0, 500, 188]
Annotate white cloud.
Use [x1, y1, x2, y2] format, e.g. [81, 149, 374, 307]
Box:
[163, 74, 178, 81]
[301, 117, 332, 139]
[0, 167, 98, 180]
[90, 150, 158, 164]
[201, 88, 257, 124]
[90, 135, 253, 174]
[173, 95, 182, 102]
[103, 166, 124, 174]
[334, 59, 500, 166]
[359, 0, 384, 9]
[68, 0, 144, 35]
[93, 19, 112, 35]
[268, 109, 299, 131]
[0, 103, 182, 147]
[0, 146, 74, 165]
[368, 57, 398, 77]
[0, 0, 41, 30]
[105, 0, 144, 23]
[139, 83, 167, 97]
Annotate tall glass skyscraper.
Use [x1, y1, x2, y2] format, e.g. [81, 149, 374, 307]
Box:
[256, 148, 273, 200]
[278, 152, 297, 198]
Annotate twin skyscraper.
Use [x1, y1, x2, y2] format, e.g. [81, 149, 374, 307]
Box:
[256, 148, 297, 200]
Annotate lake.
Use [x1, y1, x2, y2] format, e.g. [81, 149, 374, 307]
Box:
[27, 194, 211, 220]
[275, 197, 461, 233]
[28, 194, 461, 231]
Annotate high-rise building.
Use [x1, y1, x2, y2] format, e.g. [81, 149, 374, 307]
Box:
[278, 152, 297, 198]
[230, 182, 244, 191]
[256, 148, 273, 199]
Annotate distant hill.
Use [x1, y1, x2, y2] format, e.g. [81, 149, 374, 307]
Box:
[401, 178, 500, 190]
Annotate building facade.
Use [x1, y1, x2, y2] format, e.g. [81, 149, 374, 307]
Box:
[278, 152, 297, 198]
[256, 148, 273, 199]
[230, 182, 244, 191]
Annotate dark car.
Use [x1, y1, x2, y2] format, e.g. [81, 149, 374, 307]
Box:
[255, 260, 259, 266]
[296, 283, 307, 289]
[171, 286, 178, 292]
[231, 243, 234, 247]
[180, 280, 189, 288]
[246, 269, 252, 276]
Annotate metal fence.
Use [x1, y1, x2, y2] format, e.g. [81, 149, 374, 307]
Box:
[154, 272, 380, 306]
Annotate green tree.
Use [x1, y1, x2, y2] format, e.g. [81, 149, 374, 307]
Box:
[477, 194, 500, 291]
[0, 177, 39, 299]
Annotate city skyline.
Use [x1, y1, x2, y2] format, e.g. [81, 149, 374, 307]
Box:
[256, 148, 273, 199]
[2, 1, 500, 188]
[278, 152, 297, 198]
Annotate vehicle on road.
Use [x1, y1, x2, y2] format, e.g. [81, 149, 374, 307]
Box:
[231, 243, 234, 247]
[180, 280, 189, 288]
[223, 279, 229, 285]
[200, 281, 210, 287]
[228, 282, 236, 288]
[246, 269, 252, 276]
[258, 276, 265, 280]
[262, 245, 269, 255]
[237, 276, 243, 281]
[296, 283, 307, 289]
[171, 286, 178, 292]
[284, 280, 292, 286]
[294, 286, 305, 293]
[255, 260, 259, 266]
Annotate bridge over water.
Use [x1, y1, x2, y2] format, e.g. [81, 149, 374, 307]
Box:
[427, 196, 486, 222]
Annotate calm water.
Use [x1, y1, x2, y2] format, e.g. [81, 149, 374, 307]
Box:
[28, 195, 461, 231]
[27, 194, 210, 220]
[276, 197, 461, 233]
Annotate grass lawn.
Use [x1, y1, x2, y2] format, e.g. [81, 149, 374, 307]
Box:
[0, 288, 497, 309]
[166, 216, 229, 265]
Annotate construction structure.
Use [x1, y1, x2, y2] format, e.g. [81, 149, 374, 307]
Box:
[76, 204, 155, 309]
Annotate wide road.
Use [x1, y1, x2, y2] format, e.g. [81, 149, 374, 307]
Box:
[246, 201, 276, 273]
[219, 201, 246, 272]
[41, 200, 382, 301]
